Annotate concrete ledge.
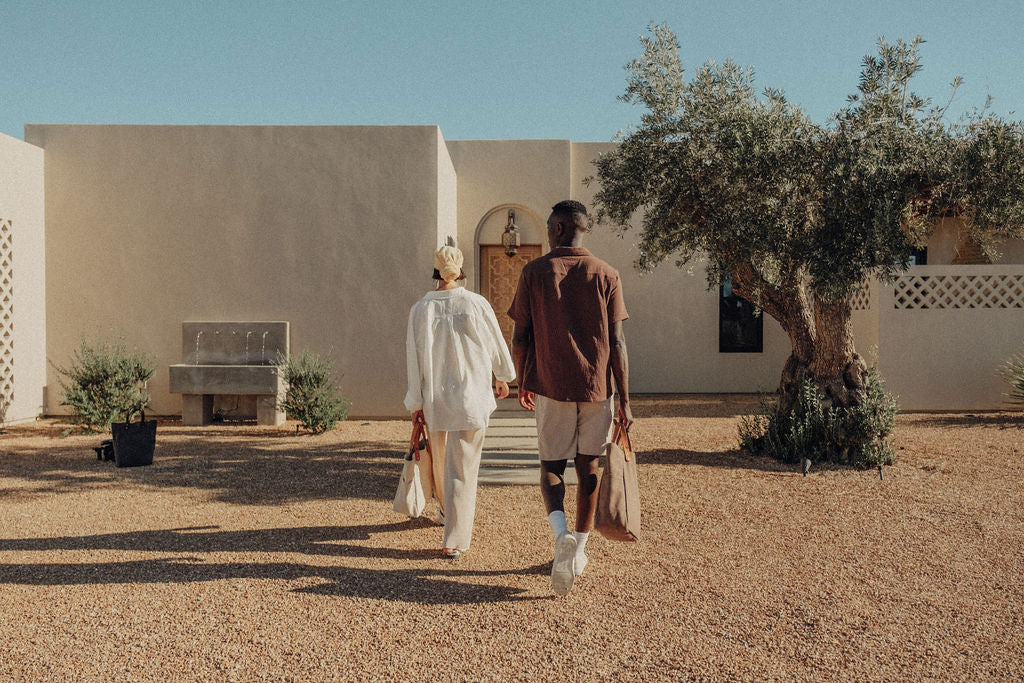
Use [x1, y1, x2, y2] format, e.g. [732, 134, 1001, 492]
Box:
[169, 364, 283, 395]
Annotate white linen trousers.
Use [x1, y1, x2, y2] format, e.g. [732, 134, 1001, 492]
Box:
[404, 287, 516, 551]
[426, 429, 486, 550]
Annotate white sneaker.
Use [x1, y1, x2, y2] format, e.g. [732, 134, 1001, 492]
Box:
[574, 554, 588, 577]
[551, 532, 577, 596]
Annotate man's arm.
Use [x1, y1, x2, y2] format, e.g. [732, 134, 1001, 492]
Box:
[610, 320, 632, 428]
[511, 322, 535, 411]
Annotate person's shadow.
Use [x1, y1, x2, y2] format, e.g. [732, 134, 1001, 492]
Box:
[0, 522, 550, 604]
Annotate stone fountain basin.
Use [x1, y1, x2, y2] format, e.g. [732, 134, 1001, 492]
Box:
[168, 364, 283, 396]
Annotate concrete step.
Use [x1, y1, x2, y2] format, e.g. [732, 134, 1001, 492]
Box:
[479, 451, 537, 464]
[484, 426, 538, 438]
[478, 463, 578, 486]
[481, 437, 539, 451]
[487, 416, 537, 428]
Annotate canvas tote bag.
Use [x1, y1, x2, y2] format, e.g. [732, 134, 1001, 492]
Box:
[393, 415, 429, 518]
[595, 421, 640, 542]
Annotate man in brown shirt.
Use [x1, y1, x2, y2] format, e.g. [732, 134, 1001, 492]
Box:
[508, 200, 632, 596]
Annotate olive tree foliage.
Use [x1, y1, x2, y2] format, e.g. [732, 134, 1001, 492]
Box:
[592, 24, 1024, 418]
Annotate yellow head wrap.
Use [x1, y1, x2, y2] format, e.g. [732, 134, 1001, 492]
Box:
[434, 246, 464, 282]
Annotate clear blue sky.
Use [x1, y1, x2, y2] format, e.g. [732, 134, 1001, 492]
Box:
[3, 0, 1022, 142]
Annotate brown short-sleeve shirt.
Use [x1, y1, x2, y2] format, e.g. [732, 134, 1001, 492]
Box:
[508, 247, 628, 402]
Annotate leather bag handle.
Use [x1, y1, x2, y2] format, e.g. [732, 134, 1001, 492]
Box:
[612, 420, 633, 462]
[409, 414, 432, 462]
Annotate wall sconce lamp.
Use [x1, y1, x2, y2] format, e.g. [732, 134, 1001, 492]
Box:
[502, 209, 521, 257]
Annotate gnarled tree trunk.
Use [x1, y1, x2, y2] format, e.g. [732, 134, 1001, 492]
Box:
[730, 266, 868, 413]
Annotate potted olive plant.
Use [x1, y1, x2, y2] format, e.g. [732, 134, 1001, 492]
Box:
[55, 337, 158, 466]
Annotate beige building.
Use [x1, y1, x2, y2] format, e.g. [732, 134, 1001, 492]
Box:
[0, 125, 1021, 420]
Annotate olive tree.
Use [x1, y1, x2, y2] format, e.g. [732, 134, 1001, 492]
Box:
[593, 24, 1024, 462]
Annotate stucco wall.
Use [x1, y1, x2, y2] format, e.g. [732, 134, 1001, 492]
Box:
[877, 265, 1024, 410]
[571, 142, 791, 394]
[26, 124, 444, 417]
[436, 135, 457, 249]
[0, 133, 46, 423]
[444, 138, 790, 395]
[446, 139, 570, 286]
[928, 217, 1024, 264]
[850, 279, 880, 365]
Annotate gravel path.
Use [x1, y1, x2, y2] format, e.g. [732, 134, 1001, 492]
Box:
[1, 395, 1022, 681]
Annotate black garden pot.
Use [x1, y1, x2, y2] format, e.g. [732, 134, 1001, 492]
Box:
[111, 412, 157, 467]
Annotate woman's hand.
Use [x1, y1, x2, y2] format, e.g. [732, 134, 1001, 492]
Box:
[411, 409, 424, 423]
[494, 381, 509, 399]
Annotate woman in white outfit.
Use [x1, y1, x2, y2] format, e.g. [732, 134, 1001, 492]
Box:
[404, 246, 517, 559]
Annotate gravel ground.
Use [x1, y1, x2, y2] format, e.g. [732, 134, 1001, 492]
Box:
[1, 395, 1022, 681]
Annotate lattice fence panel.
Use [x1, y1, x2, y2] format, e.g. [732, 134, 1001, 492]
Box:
[850, 282, 872, 311]
[0, 219, 12, 422]
[893, 273, 1024, 309]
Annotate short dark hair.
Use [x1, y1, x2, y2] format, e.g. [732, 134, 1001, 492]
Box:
[551, 200, 590, 232]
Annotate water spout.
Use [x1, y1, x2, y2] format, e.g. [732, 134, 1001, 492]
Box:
[245, 331, 253, 364]
[261, 331, 269, 365]
[194, 331, 204, 365]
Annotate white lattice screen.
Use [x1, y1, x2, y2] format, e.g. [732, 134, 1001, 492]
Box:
[894, 273, 1024, 309]
[0, 219, 12, 419]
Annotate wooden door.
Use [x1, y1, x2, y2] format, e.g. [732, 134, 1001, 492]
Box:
[479, 244, 542, 355]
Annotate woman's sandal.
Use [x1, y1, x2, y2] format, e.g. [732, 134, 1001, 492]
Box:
[441, 547, 462, 559]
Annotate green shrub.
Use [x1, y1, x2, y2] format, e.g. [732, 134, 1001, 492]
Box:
[739, 368, 897, 468]
[276, 350, 349, 434]
[1003, 352, 1024, 405]
[55, 337, 156, 433]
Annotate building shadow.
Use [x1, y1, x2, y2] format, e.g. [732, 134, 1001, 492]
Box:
[0, 435, 407, 506]
[641, 447, 795, 473]
[630, 393, 764, 419]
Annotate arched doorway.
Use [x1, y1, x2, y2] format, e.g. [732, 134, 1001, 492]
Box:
[474, 204, 546, 356]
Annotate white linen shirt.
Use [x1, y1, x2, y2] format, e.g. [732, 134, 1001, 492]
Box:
[404, 287, 516, 431]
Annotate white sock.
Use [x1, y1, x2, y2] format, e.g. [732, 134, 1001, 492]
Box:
[547, 510, 568, 540]
[574, 531, 589, 557]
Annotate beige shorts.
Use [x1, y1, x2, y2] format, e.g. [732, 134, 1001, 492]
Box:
[535, 395, 615, 461]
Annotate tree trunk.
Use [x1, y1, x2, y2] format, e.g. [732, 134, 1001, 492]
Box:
[808, 295, 868, 409]
[729, 266, 867, 413]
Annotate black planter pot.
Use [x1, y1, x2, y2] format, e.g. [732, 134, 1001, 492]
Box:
[111, 413, 157, 467]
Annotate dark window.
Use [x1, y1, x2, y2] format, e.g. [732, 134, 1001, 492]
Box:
[720, 277, 763, 353]
[909, 247, 927, 266]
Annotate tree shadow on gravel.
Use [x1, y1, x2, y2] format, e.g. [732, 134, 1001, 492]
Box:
[901, 414, 1024, 429]
[0, 435, 408, 506]
[0, 557, 546, 604]
[0, 522, 436, 557]
[0, 520, 552, 604]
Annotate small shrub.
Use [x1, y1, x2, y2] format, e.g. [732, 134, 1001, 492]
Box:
[55, 337, 156, 433]
[739, 367, 897, 468]
[1002, 352, 1024, 405]
[276, 350, 349, 434]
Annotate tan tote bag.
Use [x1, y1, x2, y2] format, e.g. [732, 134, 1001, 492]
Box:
[595, 421, 640, 542]
[393, 415, 429, 518]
